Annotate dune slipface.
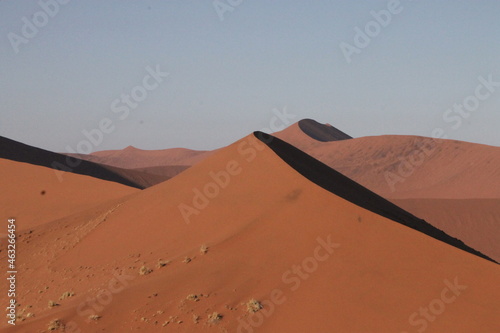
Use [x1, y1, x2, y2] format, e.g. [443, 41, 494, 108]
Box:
[2, 133, 498, 333]
[274, 125, 500, 200]
[274, 121, 500, 263]
[0, 136, 145, 189]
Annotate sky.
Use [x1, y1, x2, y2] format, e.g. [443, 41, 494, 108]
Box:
[1, 0, 499, 153]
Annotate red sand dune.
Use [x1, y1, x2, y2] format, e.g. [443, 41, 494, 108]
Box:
[393, 198, 500, 263]
[0, 158, 138, 231]
[275, 121, 500, 263]
[66, 145, 212, 169]
[2, 133, 498, 332]
[0, 136, 147, 189]
[275, 124, 500, 199]
[132, 165, 191, 179]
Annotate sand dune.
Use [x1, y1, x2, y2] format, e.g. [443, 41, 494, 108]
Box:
[3, 133, 498, 332]
[275, 125, 500, 199]
[66, 145, 212, 169]
[132, 165, 190, 179]
[393, 198, 500, 263]
[0, 158, 138, 231]
[0, 136, 146, 189]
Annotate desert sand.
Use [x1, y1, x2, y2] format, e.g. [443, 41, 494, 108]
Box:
[0, 158, 138, 231]
[1, 131, 498, 332]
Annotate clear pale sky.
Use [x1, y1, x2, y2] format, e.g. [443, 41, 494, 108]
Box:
[1, 0, 499, 152]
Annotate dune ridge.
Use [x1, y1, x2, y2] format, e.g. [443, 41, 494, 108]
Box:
[0, 136, 144, 189]
[255, 131, 496, 263]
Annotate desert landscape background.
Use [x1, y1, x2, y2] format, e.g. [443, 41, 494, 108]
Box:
[1, 119, 499, 332]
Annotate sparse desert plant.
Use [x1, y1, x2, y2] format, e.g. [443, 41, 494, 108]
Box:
[246, 299, 263, 313]
[139, 266, 153, 275]
[200, 244, 209, 254]
[48, 319, 64, 330]
[186, 294, 200, 302]
[48, 300, 59, 308]
[193, 314, 200, 324]
[207, 312, 222, 324]
[157, 259, 170, 268]
[88, 314, 101, 321]
[183, 256, 192, 263]
[26, 312, 34, 318]
[59, 291, 75, 300]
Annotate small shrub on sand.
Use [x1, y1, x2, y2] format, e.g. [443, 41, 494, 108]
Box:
[186, 294, 201, 302]
[157, 259, 170, 268]
[139, 266, 153, 275]
[246, 299, 263, 313]
[48, 319, 64, 330]
[48, 301, 59, 308]
[59, 291, 75, 300]
[183, 257, 192, 264]
[89, 314, 101, 321]
[200, 245, 209, 254]
[207, 312, 222, 324]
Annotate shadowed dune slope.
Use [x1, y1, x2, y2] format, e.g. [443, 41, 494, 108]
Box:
[255, 132, 495, 263]
[0, 158, 139, 231]
[100, 164, 171, 188]
[132, 165, 190, 177]
[274, 131, 500, 199]
[393, 198, 500, 263]
[0, 136, 144, 189]
[297, 118, 352, 141]
[3, 133, 499, 333]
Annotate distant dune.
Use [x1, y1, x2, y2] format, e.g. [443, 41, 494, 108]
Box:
[393, 198, 500, 262]
[0, 136, 147, 189]
[66, 145, 212, 169]
[3, 132, 498, 332]
[276, 123, 500, 199]
[297, 118, 352, 141]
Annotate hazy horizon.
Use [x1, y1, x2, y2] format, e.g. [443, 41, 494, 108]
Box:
[1, 0, 499, 153]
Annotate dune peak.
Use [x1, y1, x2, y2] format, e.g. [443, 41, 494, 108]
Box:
[298, 118, 352, 142]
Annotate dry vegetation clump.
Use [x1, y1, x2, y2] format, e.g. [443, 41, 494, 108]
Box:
[89, 314, 101, 321]
[207, 312, 222, 324]
[157, 259, 170, 268]
[186, 294, 201, 302]
[48, 300, 59, 308]
[246, 299, 263, 313]
[183, 257, 192, 263]
[200, 245, 209, 254]
[59, 291, 75, 300]
[48, 319, 64, 330]
[139, 266, 153, 275]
